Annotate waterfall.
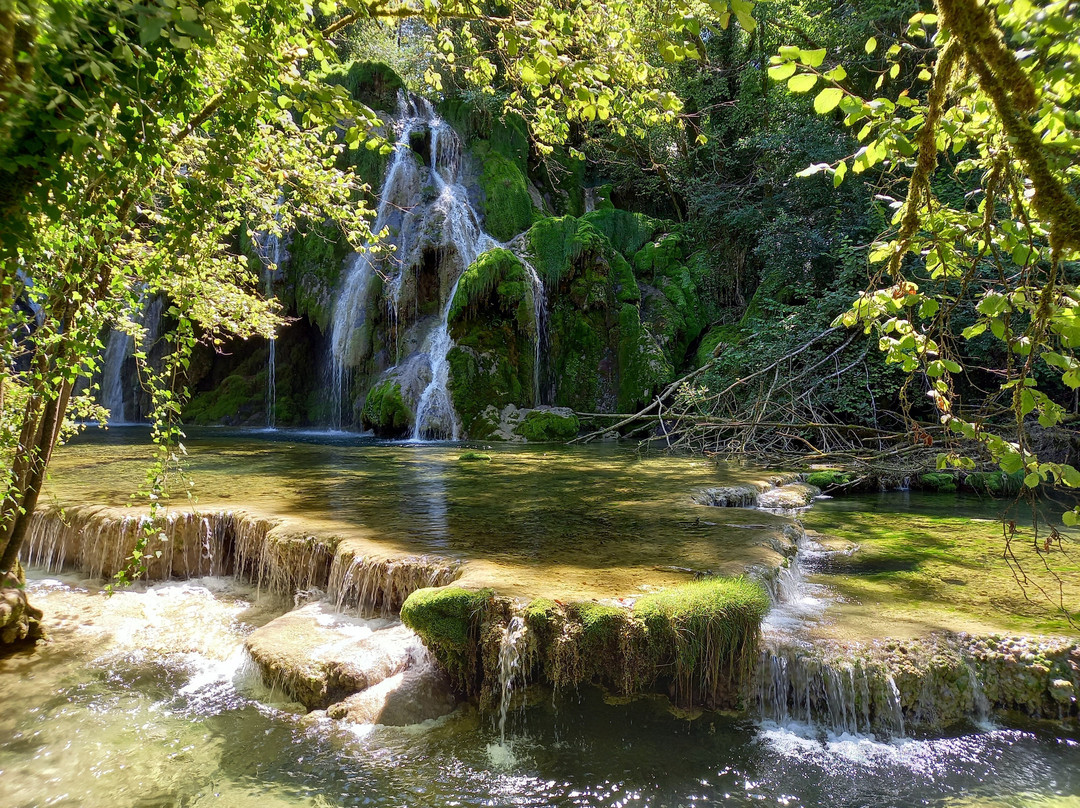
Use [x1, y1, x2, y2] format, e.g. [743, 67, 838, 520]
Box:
[98, 294, 165, 424]
[326, 92, 544, 435]
[519, 255, 548, 406]
[101, 328, 133, 423]
[495, 616, 529, 746]
[260, 232, 286, 429]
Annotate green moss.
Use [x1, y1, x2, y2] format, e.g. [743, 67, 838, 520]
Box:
[458, 451, 492, 461]
[526, 216, 610, 287]
[694, 324, 742, 368]
[617, 304, 673, 412]
[286, 220, 350, 332]
[594, 183, 615, 210]
[632, 232, 685, 280]
[361, 380, 413, 436]
[806, 470, 854, 488]
[570, 601, 624, 647]
[514, 409, 580, 442]
[400, 586, 493, 692]
[582, 208, 660, 258]
[964, 470, 1023, 496]
[321, 60, 404, 112]
[475, 144, 536, 241]
[634, 576, 770, 707]
[447, 249, 536, 435]
[918, 472, 958, 493]
[183, 371, 262, 425]
[611, 252, 640, 304]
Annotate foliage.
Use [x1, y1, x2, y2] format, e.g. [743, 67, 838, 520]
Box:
[770, 0, 1080, 519]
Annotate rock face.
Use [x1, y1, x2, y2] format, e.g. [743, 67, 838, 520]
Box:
[245, 601, 456, 726]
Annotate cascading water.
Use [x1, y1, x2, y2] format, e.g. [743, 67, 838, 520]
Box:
[255, 225, 287, 429]
[328, 94, 425, 429]
[495, 616, 529, 747]
[325, 92, 545, 436]
[98, 294, 165, 424]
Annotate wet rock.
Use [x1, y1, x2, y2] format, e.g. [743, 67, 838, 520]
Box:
[245, 602, 420, 709]
[327, 665, 457, 726]
[693, 484, 762, 508]
[474, 404, 579, 443]
[1050, 678, 1075, 705]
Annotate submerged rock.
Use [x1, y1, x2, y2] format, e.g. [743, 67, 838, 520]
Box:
[327, 665, 457, 725]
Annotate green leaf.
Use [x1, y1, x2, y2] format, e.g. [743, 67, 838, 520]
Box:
[788, 73, 818, 93]
[768, 62, 797, 81]
[865, 36, 878, 54]
[813, 87, 843, 113]
[800, 48, 827, 67]
[832, 159, 847, 187]
[1024, 471, 1041, 489]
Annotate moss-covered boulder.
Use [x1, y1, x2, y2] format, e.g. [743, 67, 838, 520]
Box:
[400, 586, 493, 693]
[475, 143, 535, 241]
[633, 576, 770, 707]
[513, 407, 579, 442]
[447, 249, 537, 435]
[805, 470, 854, 489]
[917, 472, 958, 493]
[963, 469, 1023, 496]
[362, 379, 413, 437]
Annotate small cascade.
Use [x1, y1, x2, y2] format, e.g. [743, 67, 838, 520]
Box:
[755, 644, 907, 737]
[326, 550, 462, 616]
[97, 294, 166, 424]
[328, 94, 425, 428]
[22, 506, 461, 614]
[519, 256, 549, 405]
[408, 116, 499, 440]
[251, 204, 288, 429]
[495, 616, 529, 746]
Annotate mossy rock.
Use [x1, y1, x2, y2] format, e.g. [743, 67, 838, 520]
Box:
[526, 216, 611, 287]
[286, 220, 350, 333]
[694, 324, 742, 368]
[447, 249, 536, 435]
[581, 208, 660, 257]
[617, 304, 673, 412]
[321, 60, 404, 113]
[806, 470, 854, 489]
[183, 370, 263, 425]
[633, 576, 770, 707]
[361, 380, 413, 437]
[458, 451, 492, 462]
[964, 470, 1023, 497]
[513, 408, 580, 442]
[570, 601, 625, 649]
[918, 472, 958, 493]
[400, 586, 493, 692]
[632, 232, 686, 280]
[475, 143, 536, 241]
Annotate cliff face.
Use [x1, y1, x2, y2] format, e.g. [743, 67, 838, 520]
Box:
[173, 63, 715, 439]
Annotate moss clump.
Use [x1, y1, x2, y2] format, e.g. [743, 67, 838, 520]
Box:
[806, 470, 854, 489]
[400, 587, 493, 692]
[570, 601, 625, 648]
[964, 470, 1023, 496]
[918, 472, 958, 493]
[448, 249, 536, 435]
[582, 208, 659, 257]
[458, 451, 492, 462]
[475, 144, 536, 241]
[285, 220, 350, 332]
[361, 380, 413, 436]
[694, 324, 742, 368]
[526, 216, 610, 287]
[514, 409, 579, 442]
[634, 576, 770, 708]
[183, 371, 262, 425]
[320, 60, 404, 112]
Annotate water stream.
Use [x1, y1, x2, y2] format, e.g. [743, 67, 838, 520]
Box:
[5, 431, 1079, 806]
